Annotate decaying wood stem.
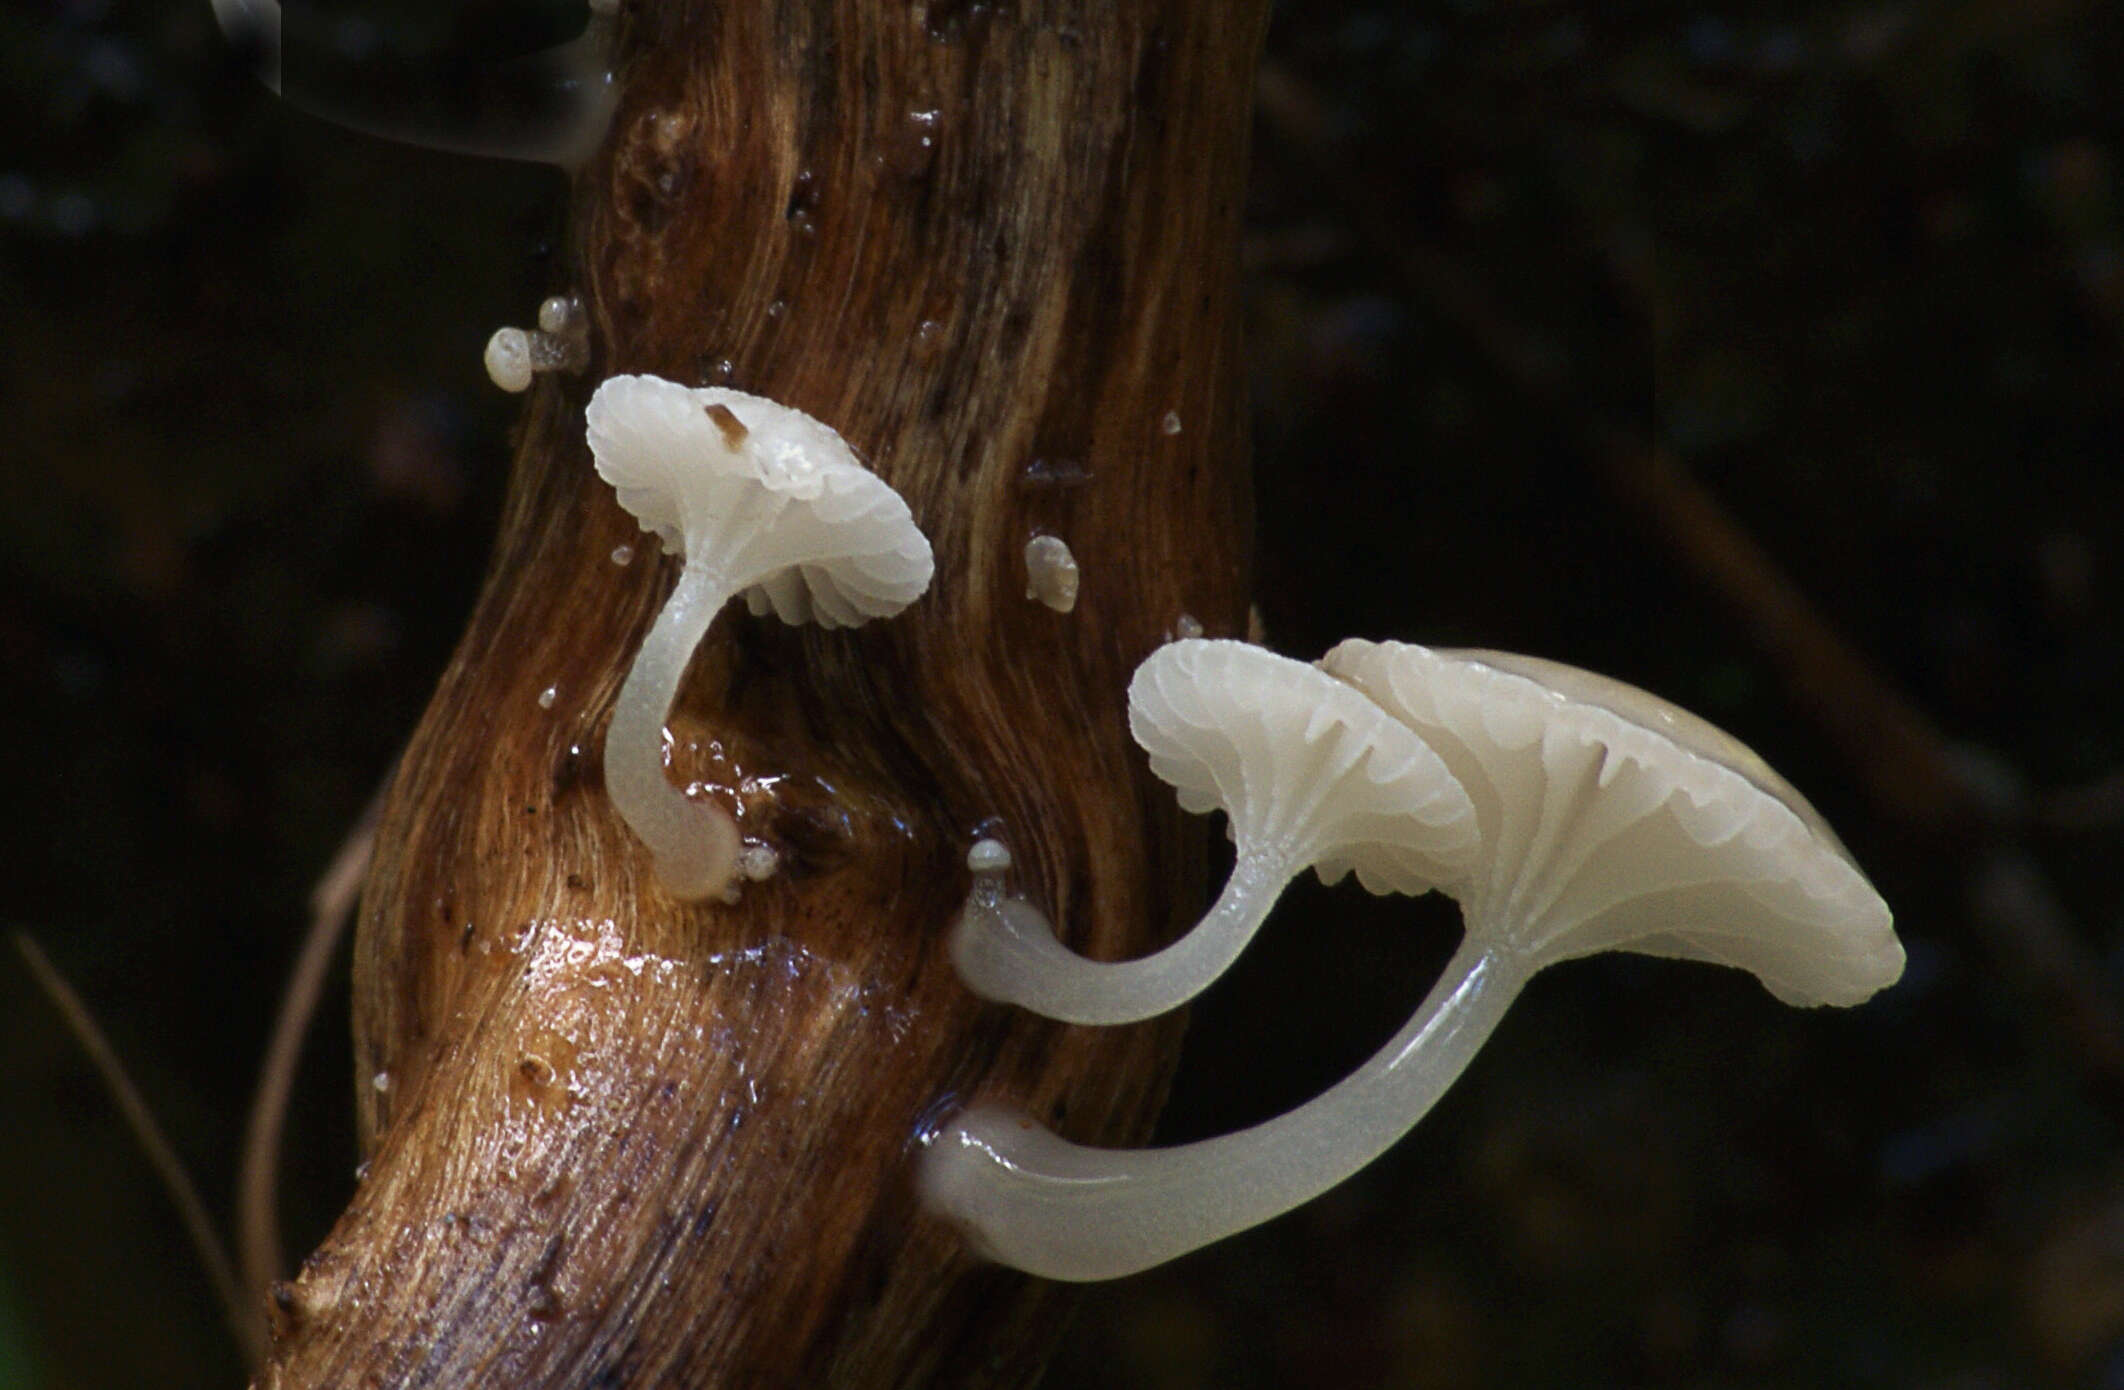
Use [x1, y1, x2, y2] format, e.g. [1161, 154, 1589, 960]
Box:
[258, 2, 1264, 1385]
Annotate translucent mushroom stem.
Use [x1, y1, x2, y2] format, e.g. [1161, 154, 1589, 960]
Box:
[921, 936, 1529, 1280]
[604, 564, 743, 902]
[208, 0, 614, 166]
[950, 850, 1296, 1024]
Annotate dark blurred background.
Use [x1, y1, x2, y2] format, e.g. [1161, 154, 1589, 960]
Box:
[3, 2, 2121, 1387]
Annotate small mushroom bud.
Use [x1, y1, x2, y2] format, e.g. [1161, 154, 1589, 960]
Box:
[925, 638, 1901, 1281]
[484, 296, 591, 394]
[1024, 535, 1081, 612]
[483, 328, 535, 393]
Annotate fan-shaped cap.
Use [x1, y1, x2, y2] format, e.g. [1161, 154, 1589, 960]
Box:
[1320, 639, 1902, 1006]
[1129, 640, 1478, 894]
[586, 374, 934, 629]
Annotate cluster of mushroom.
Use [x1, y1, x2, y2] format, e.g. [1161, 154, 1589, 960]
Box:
[210, 0, 1904, 1314]
[575, 370, 1901, 1286]
[928, 637, 1904, 1280]
[485, 295, 592, 394]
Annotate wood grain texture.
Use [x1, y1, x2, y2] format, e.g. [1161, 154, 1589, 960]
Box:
[256, 2, 1265, 1386]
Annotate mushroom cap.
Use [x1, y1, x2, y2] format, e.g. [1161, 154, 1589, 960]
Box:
[1128, 640, 1479, 895]
[1320, 639, 1902, 1007]
[586, 374, 934, 629]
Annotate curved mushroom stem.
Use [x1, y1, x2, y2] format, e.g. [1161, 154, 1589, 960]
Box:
[208, 0, 615, 166]
[604, 563, 744, 902]
[920, 935, 1528, 1280]
[949, 848, 1295, 1024]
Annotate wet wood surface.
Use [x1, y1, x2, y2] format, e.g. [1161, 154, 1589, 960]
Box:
[258, 1, 1265, 1385]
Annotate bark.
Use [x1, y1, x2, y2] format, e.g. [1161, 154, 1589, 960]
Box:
[257, 2, 1264, 1386]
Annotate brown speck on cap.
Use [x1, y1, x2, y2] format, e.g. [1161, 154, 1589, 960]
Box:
[704, 402, 750, 450]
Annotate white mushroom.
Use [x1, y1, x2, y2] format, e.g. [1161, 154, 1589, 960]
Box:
[1023, 535, 1081, 612]
[950, 639, 1478, 1024]
[484, 296, 591, 394]
[1321, 640, 1902, 1007]
[922, 638, 1900, 1280]
[588, 373, 934, 901]
[483, 328, 536, 393]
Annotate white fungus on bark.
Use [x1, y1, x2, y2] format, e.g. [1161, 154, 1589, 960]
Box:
[734, 843, 781, 883]
[483, 328, 535, 393]
[587, 373, 934, 902]
[952, 836, 1063, 1005]
[538, 294, 585, 337]
[923, 637, 1901, 1281]
[966, 838, 1014, 874]
[950, 640, 1478, 1024]
[484, 295, 590, 394]
[1023, 535, 1081, 612]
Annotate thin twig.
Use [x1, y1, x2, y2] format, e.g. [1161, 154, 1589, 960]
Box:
[1587, 428, 1977, 828]
[13, 931, 262, 1366]
[237, 776, 388, 1315]
[1969, 849, 2124, 1116]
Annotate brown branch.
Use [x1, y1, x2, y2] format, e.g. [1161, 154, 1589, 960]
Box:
[236, 778, 386, 1319]
[12, 932, 261, 1366]
[261, 3, 1266, 1386]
